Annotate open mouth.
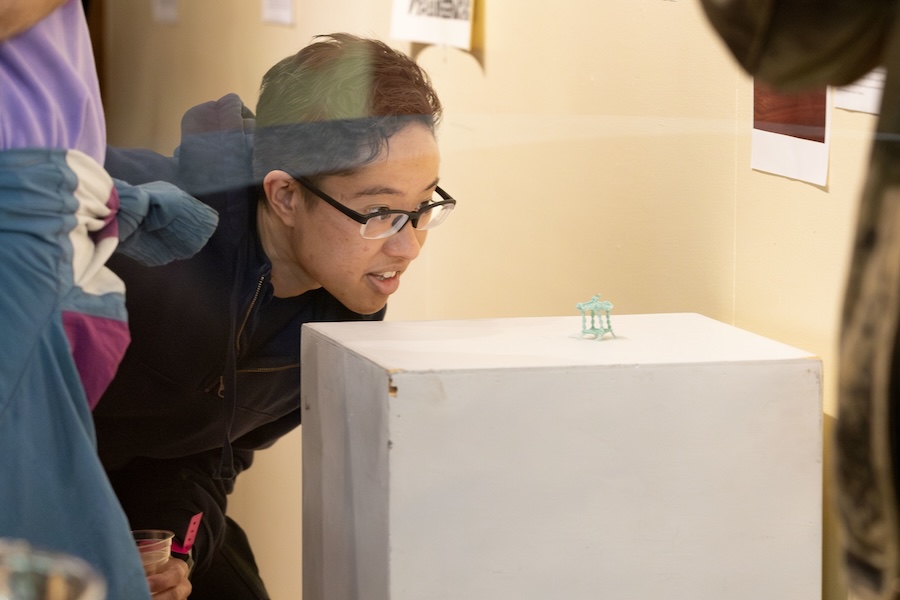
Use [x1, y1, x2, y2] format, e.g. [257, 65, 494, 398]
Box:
[372, 271, 398, 281]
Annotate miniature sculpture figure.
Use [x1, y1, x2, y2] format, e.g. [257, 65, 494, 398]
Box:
[576, 294, 615, 340]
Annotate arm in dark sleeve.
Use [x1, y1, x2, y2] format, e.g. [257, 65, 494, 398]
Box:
[107, 94, 256, 196]
[105, 448, 254, 577]
[700, 0, 894, 90]
[105, 146, 181, 187]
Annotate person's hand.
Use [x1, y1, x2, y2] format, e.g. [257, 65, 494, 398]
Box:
[146, 557, 191, 599]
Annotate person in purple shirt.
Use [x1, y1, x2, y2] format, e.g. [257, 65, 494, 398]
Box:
[0, 0, 104, 161]
[0, 2, 210, 598]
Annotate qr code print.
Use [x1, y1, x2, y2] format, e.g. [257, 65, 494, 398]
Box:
[408, 0, 470, 19]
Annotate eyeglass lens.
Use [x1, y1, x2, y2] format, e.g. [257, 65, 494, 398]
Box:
[361, 202, 454, 239]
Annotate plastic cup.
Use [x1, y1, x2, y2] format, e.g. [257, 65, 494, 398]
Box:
[0, 537, 106, 600]
[131, 531, 173, 576]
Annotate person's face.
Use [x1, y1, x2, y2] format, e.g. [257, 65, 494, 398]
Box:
[287, 123, 440, 314]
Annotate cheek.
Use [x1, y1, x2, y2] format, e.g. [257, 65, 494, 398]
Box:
[298, 224, 376, 276]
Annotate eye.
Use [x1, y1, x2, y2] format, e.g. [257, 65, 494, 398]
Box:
[365, 206, 394, 222]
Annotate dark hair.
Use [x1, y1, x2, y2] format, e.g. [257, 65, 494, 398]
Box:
[252, 33, 442, 184]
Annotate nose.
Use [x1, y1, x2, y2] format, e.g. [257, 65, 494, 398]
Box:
[382, 220, 425, 260]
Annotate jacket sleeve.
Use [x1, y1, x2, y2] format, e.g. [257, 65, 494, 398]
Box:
[114, 178, 219, 266]
[105, 94, 254, 192]
[106, 448, 255, 577]
[700, 0, 895, 90]
[105, 146, 182, 187]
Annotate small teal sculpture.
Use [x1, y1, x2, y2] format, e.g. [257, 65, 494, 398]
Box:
[576, 294, 615, 340]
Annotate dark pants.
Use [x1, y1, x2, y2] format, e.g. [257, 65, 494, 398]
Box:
[189, 517, 270, 600]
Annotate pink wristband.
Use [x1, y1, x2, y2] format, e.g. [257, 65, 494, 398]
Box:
[171, 512, 203, 554]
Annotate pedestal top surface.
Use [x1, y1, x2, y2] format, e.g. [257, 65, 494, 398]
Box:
[304, 313, 817, 372]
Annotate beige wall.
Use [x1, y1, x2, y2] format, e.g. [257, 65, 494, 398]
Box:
[103, 1, 875, 598]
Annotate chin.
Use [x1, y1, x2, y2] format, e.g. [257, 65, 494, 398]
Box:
[343, 297, 389, 316]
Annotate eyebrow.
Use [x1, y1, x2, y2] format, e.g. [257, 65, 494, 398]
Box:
[350, 178, 440, 199]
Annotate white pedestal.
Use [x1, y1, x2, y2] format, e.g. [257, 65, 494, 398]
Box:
[301, 313, 822, 600]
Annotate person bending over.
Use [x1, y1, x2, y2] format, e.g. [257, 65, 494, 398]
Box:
[95, 33, 454, 599]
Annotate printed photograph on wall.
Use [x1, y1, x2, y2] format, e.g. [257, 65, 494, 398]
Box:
[751, 80, 831, 186]
[391, 0, 473, 50]
[754, 81, 826, 143]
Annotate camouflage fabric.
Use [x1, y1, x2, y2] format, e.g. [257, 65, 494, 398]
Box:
[700, 1, 900, 598]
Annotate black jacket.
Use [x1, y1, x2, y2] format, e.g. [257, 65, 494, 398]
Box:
[94, 94, 385, 574]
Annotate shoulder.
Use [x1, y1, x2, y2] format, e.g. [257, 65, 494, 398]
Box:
[178, 94, 257, 196]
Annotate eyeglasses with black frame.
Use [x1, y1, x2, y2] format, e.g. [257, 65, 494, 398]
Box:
[293, 175, 456, 240]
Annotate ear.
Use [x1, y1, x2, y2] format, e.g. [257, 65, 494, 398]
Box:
[263, 170, 300, 226]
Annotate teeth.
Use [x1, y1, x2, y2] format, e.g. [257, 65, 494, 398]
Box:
[374, 271, 397, 281]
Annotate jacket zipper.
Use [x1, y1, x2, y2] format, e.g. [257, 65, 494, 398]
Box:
[204, 361, 299, 397]
[236, 275, 266, 356]
[205, 275, 301, 397]
[204, 376, 225, 398]
[237, 274, 299, 374]
[239, 363, 300, 373]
